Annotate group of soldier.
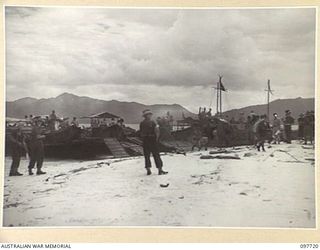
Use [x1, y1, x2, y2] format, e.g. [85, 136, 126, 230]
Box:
[248, 109, 314, 152]
[7, 107, 315, 177]
[297, 111, 315, 145]
[21, 110, 80, 131]
[7, 116, 46, 176]
[7, 110, 74, 177]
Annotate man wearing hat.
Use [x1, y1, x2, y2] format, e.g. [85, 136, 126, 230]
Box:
[27, 118, 46, 175]
[140, 109, 168, 175]
[272, 113, 281, 144]
[7, 125, 27, 176]
[283, 110, 294, 143]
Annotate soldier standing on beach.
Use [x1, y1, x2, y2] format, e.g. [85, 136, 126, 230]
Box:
[255, 115, 269, 152]
[140, 109, 168, 176]
[7, 125, 27, 176]
[272, 113, 281, 144]
[283, 110, 294, 144]
[49, 110, 57, 131]
[297, 113, 305, 141]
[303, 111, 314, 145]
[27, 119, 46, 175]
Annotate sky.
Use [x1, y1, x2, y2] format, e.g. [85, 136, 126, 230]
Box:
[5, 7, 316, 112]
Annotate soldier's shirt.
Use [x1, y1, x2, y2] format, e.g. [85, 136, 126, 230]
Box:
[284, 116, 294, 126]
[31, 126, 44, 146]
[140, 119, 157, 137]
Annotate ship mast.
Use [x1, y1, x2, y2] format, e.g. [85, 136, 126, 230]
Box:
[214, 75, 225, 117]
[265, 79, 274, 120]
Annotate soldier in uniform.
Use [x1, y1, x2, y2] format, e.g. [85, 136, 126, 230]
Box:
[297, 113, 305, 141]
[272, 113, 281, 144]
[49, 110, 57, 131]
[27, 119, 46, 175]
[255, 114, 269, 152]
[283, 110, 295, 143]
[140, 109, 168, 176]
[304, 111, 314, 145]
[7, 125, 27, 176]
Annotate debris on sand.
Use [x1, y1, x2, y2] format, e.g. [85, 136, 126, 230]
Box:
[200, 155, 215, 159]
[243, 152, 257, 157]
[239, 192, 247, 196]
[209, 149, 234, 155]
[200, 155, 241, 160]
[305, 158, 315, 162]
[96, 161, 110, 166]
[160, 183, 169, 188]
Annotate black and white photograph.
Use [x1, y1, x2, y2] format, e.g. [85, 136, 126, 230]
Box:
[3, 6, 316, 228]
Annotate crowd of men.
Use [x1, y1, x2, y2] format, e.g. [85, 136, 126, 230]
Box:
[7, 110, 83, 177]
[20, 111, 80, 131]
[6, 110, 130, 177]
[6, 107, 315, 177]
[246, 109, 314, 152]
[194, 107, 315, 152]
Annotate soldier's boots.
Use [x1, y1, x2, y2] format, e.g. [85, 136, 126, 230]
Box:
[28, 169, 34, 175]
[146, 168, 168, 175]
[9, 171, 23, 176]
[158, 169, 168, 175]
[36, 170, 46, 175]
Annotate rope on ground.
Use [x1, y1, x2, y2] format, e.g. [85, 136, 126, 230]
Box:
[263, 149, 304, 163]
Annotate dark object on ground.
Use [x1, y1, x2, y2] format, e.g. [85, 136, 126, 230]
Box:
[239, 192, 247, 196]
[200, 155, 241, 160]
[160, 183, 169, 188]
[159, 170, 168, 175]
[305, 158, 315, 162]
[147, 168, 152, 175]
[209, 149, 234, 155]
[243, 152, 257, 157]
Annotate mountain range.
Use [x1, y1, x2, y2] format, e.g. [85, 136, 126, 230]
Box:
[6, 93, 314, 124]
[6, 93, 195, 124]
[223, 97, 315, 121]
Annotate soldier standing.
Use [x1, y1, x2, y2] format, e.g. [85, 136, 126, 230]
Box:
[297, 113, 305, 141]
[7, 126, 27, 176]
[272, 113, 281, 144]
[27, 119, 46, 175]
[140, 109, 168, 176]
[304, 111, 314, 145]
[283, 110, 294, 143]
[255, 115, 269, 152]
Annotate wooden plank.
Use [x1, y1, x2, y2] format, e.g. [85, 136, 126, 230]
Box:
[104, 138, 129, 158]
[121, 141, 144, 156]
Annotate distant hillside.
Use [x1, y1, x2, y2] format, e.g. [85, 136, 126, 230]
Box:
[6, 93, 195, 124]
[223, 97, 315, 122]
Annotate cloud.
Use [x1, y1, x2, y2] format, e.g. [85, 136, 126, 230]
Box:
[5, 7, 315, 112]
